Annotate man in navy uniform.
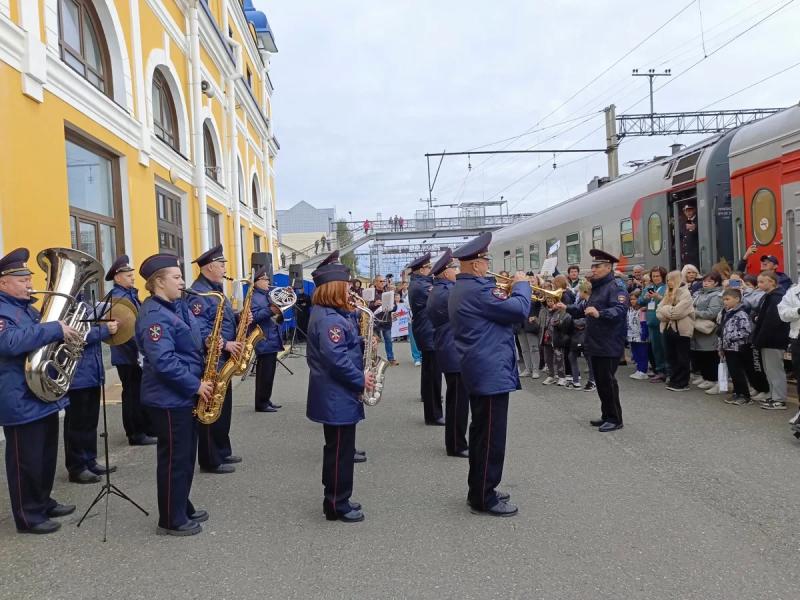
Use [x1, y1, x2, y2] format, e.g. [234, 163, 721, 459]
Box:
[427, 249, 469, 457]
[0, 248, 82, 533]
[449, 233, 531, 517]
[250, 266, 283, 413]
[106, 255, 155, 446]
[189, 244, 243, 474]
[562, 249, 627, 432]
[408, 253, 443, 425]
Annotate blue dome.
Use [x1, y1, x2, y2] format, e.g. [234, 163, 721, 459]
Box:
[242, 0, 278, 52]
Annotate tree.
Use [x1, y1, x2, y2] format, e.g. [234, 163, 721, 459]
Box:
[336, 219, 358, 274]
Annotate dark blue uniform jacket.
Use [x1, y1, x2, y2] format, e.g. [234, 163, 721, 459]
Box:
[306, 305, 366, 426]
[189, 275, 237, 367]
[251, 287, 284, 355]
[109, 284, 141, 366]
[136, 296, 204, 409]
[448, 275, 531, 396]
[408, 273, 435, 350]
[567, 272, 627, 357]
[426, 279, 459, 373]
[70, 306, 111, 390]
[0, 291, 68, 425]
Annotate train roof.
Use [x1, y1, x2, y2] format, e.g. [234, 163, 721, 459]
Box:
[729, 102, 800, 173]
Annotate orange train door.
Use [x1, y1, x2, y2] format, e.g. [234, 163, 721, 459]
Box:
[742, 165, 783, 273]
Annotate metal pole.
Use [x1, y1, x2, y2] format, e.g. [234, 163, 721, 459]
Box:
[604, 105, 619, 180]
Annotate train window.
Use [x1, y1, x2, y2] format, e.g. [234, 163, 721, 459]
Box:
[503, 250, 512, 273]
[620, 218, 634, 257]
[592, 226, 603, 249]
[647, 213, 662, 255]
[566, 233, 580, 264]
[751, 188, 777, 245]
[515, 247, 524, 270]
[529, 243, 540, 271]
[545, 238, 558, 257]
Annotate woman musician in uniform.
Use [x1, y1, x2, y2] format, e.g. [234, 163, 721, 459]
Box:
[135, 254, 211, 536]
[306, 263, 375, 523]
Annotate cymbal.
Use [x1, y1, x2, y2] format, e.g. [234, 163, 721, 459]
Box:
[101, 297, 137, 346]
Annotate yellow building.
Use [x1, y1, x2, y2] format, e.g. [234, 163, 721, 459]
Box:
[0, 0, 280, 295]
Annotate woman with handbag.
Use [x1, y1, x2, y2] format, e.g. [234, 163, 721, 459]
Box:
[656, 271, 695, 392]
[691, 271, 724, 394]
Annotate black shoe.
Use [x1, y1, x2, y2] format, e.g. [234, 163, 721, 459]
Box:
[223, 455, 242, 464]
[268, 402, 282, 409]
[589, 418, 604, 427]
[18, 520, 61, 534]
[88, 462, 117, 476]
[470, 501, 518, 517]
[583, 382, 597, 392]
[353, 453, 367, 463]
[69, 469, 101, 484]
[496, 491, 510, 502]
[349, 501, 362, 511]
[157, 521, 202, 536]
[425, 418, 446, 426]
[598, 421, 624, 432]
[255, 405, 278, 413]
[47, 503, 76, 518]
[325, 509, 365, 523]
[355, 449, 366, 457]
[188, 509, 209, 523]
[447, 449, 469, 458]
[129, 435, 157, 446]
[200, 464, 235, 474]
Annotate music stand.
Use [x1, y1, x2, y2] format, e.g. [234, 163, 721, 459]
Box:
[76, 288, 148, 541]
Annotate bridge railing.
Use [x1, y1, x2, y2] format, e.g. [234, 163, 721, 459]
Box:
[340, 214, 532, 234]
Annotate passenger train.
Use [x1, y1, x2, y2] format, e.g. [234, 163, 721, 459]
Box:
[490, 102, 800, 279]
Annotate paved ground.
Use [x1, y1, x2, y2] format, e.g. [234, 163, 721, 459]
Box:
[1, 342, 799, 600]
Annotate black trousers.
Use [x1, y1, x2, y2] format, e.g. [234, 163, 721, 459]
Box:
[64, 386, 100, 474]
[4, 412, 59, 530]
[322, 424, 356, 516]
[792, 338, 800, 398]
[664, 330, 691, 389]
[198, 386, 233, 469]
[421, 350, 443, 423]
[694, 350, 719, 382]
[591, 356, 623, 425]
[749, 347, 770, 393]
[117, 364, 152, 440]
[443, 372, 469, 454]
[255, 353, 278, 410]
[724, 348, 755, 397]
[467, 393, 509, 510]
[147, 406, 197, 529]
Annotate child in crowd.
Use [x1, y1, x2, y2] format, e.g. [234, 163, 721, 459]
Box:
[567, 282, 595, 390]
[541, 297, 572, 386]
[627, 289, 649, 380]
[718, 288, 760, 405]
[741, 274, 764, 313]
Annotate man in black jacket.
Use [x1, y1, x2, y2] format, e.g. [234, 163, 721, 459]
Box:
[752, 271, 790, 410]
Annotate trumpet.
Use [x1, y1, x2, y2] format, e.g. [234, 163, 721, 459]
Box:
[487, 272, 564, 302]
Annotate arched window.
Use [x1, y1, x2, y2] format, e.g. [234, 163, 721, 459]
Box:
[152, 69, 179, 150]
[203, 122, 218, 182]
[251, 176, 260, 214]
[237, 159, 246, 206]
[58, 0, 113, 95]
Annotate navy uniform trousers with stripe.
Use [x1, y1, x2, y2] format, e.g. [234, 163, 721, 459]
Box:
[466, 393, 509, 511]
[147, 406, 197, 529]
[3, 412, 59, 530]
[322, 424, 356, 516]
[443, 372, 469, 454]
[197, 386, 233, 469]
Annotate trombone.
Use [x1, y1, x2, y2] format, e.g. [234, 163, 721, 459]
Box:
[487, 271, 564, 302]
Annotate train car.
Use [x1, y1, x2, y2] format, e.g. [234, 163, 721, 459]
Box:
[491, 102, 800, 279]
[729, 104, 800, 279]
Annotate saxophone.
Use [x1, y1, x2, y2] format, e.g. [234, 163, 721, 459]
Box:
[187, 289, 228, 424]
[225, 279, 263, 377]
[349, 292, 388, 406]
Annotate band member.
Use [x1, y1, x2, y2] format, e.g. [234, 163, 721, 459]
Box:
[136, 253, 209, 536]
[64, 296, 117, 484]
[0, 248, 80, 534]
[251, 267, 283, 413]
[306, 263, 375, 523]
[189, 245, 242, 474]
[426, 249, 469, 457]
[107, 255, 155, 446]
[449, 233, 530, 517]
[563, 249, 627, 432]
[408, 253, 443, 425]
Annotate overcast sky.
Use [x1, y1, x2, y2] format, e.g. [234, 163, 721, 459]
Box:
[257, 0, 800, 223]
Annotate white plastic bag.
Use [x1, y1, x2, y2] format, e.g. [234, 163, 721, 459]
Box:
[718, 362, 729, 393]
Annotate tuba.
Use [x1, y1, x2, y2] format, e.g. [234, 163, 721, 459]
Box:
[25, 248, 104, 402]
[350, 292, 388, 406]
